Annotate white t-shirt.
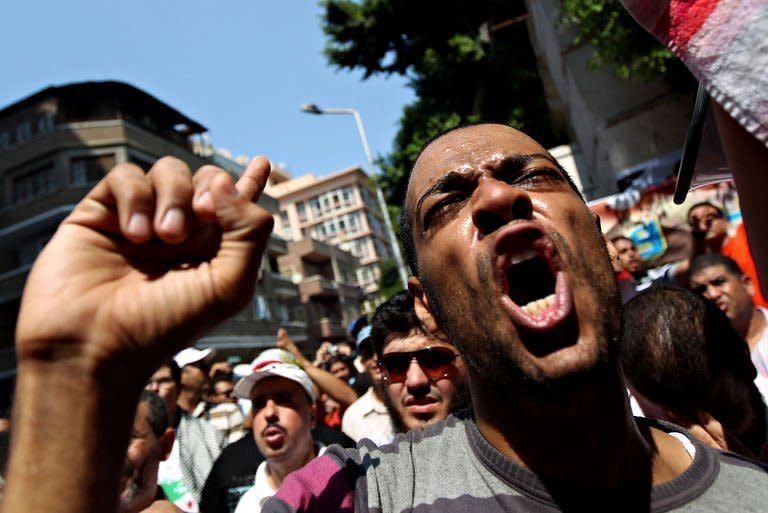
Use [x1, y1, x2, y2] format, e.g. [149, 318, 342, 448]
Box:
[234, 445, 326, 513]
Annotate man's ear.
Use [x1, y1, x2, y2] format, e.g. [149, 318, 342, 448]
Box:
[742, 274, 756, 297]
[159, 428, 175, 461]
[408, 277, 440, 334]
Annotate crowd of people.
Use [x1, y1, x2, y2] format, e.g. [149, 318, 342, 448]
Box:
[2, 3, 768, 511]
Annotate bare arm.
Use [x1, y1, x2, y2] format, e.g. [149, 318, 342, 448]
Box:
[2, 157, 274, 513]
[276, 329, 359, 407]
[712, 102, 768, 299]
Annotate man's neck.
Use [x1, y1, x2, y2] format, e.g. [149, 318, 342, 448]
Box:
[470, 369, 691, 491]
[746, 307, 767, 352]
[265, 443, 317, 491]
[176, 393, 201, 415]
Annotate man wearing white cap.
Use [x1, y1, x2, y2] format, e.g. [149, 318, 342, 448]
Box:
[233, 349, 323, 513]
[340, 326, 395, 446]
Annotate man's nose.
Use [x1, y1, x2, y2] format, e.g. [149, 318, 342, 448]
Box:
[471, 178, 533, 235]
[263, 399, 279, 419]
[404, 359, 431, 392]
[703, 285, 720, 300]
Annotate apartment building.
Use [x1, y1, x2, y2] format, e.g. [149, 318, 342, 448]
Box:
[0, 81, 311, 369]
[266, 165, 394, 310]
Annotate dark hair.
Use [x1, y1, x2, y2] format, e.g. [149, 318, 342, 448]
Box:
[610, 235, 634, 247]
[211, 374, 233, 389]
[371, 290, 425, 357]
[621, 284, 755, 423]
[158, 359, 181, 386]
[322, 354, 358, 378]
[399, 123, 584, 277]
[689, 253, 745, 280]
[686, 201, 724, 221]
[140, 389, 169, 439]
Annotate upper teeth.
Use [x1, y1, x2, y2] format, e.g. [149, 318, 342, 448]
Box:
[521, 293, 555, 316]
[509, 249, 538, 266]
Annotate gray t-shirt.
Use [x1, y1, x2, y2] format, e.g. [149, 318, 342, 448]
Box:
[265, 411, 768, 512]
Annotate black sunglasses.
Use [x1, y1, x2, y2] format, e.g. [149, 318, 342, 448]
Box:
[379, 346, 458, 384]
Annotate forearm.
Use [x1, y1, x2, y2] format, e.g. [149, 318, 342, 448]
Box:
[299, 362, 358, 407]
[713, 102, 768, 298]
[2, 357, 141, 513]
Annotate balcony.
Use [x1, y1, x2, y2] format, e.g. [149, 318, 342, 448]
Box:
[298, 275, 338, 300]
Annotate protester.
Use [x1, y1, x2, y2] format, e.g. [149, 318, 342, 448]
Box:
[174, 348, 214, 415]
[610, 235, 685, 303]
[621, 284, 767, 460]
[199, 374, 248, 443]
[689, 253, 768, 401]
[619, 0, 768, 300]
[687, 202, 768, 308]
[119, 391, 178, 513]
[6, 131, 768, 513]
[370, 290, 470, 432]
[145, 360, 226, 512]
[340, 326, 395, 445]
[231, 349, 324, 513]
[263, 123, 768, 511]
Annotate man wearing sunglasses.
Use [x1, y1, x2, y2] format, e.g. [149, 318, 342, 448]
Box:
[371, 291, 470, 432]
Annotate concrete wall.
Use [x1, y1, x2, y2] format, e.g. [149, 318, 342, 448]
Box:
[526, 0, 693, 200]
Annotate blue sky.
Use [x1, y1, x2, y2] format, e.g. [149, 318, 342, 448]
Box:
[0, 1, 415, 177]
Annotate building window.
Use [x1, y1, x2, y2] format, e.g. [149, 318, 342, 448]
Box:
[296, 202, 307, 222]
[16, 121, 31, 144]
[36, 112, 55, 134]
[12, 164, 57, 205]
[0, 132, 9, 150]
[253, 295, 271, 320]
[70, 154, 116, 186]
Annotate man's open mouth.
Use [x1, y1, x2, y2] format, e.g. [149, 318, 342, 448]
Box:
[495, 224, 573, 332]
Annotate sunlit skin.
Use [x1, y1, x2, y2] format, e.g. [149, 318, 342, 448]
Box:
[405, 125, 619, 387]
[404, 124, 692, 487]
[613, 238, 643, 274]
[689, 204, 728, 248]
[118, 402, 174, 513]
[329, 361, 351, 381]
[690, 264, 755, 338]
[145, 366, 178, 425]
[250, 377, 316, 489]
[210, 380, 237, 404]
[382, 332, 467, 430]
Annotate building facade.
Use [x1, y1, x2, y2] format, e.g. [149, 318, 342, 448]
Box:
[266, 165, 394, 311]
[525, 0, 694, 200]
[0, 81, 352, 368]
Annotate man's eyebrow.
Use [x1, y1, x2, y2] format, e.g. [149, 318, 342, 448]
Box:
[414, 152, 561, 216]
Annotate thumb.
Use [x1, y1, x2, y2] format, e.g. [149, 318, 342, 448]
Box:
[207, 172, 274, 307]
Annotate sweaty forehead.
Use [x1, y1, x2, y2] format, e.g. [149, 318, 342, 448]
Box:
[406, 125, 547, 209]
[383, 330, 448, 353]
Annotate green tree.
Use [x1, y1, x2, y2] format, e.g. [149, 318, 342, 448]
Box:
[376, 258, 404, 299]
[560, 0, 694, 84]
[322, 0, 563, 211]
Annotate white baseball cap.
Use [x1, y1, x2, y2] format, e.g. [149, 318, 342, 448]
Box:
[173, 347, 214, 368]
[233, 348, 316, 403]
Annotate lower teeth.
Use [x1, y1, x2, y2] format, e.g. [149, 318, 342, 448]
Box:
[521, 293, 555, 316]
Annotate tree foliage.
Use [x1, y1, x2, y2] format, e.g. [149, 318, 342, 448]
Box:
[560, 0, 692, 84]
[376, 258, 404, 299]
[322, 0, 563, 210]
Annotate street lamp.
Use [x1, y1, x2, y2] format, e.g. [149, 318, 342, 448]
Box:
[300, 103, 409, 289]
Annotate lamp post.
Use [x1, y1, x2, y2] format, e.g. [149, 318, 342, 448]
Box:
[301, 103, 409, 289]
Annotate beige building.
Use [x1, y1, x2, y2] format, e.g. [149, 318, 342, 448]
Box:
[0, 81, 320, 369]
[266, 165, 394, 310]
